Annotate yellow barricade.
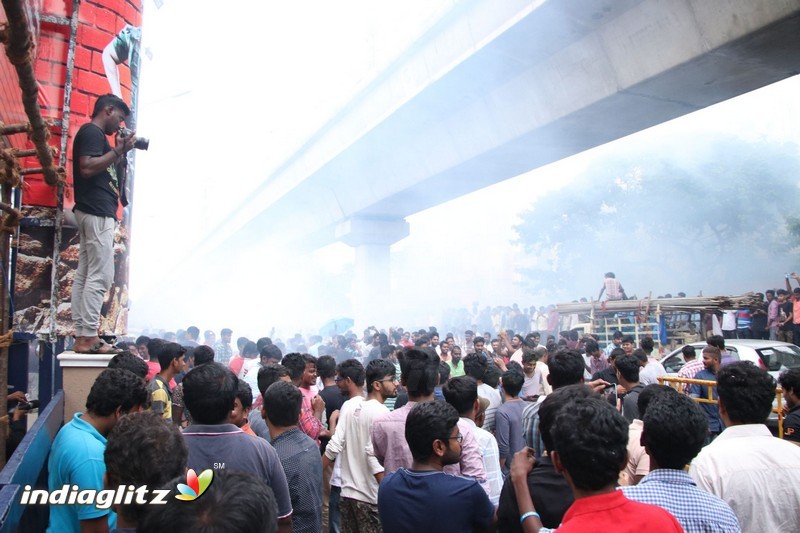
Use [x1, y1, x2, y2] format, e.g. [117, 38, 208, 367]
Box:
[657, 375, 785, 439]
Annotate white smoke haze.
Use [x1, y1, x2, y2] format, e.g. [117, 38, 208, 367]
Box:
[128, 1, 800, 339]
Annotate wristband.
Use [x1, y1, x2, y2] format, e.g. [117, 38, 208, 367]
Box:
[112, 148, 121, 157]
[520, 511, 540, 524]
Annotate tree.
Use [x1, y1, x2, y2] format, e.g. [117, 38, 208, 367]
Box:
[514, 135, 800, 300]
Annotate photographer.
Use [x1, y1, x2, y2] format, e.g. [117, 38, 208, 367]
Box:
[71, 94, 137, 355]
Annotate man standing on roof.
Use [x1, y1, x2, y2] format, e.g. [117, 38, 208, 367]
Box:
[598, 272, 626, 301]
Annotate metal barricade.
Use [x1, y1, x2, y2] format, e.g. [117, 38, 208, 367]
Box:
[658, 375, 785, 438]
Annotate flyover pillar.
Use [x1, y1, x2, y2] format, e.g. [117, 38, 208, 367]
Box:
[336, 217, 410, 329]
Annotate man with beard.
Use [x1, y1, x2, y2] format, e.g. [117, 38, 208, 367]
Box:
[689, 346, 723, 442]
[324, 359, 397, 532]
[377, 401, 495, 532]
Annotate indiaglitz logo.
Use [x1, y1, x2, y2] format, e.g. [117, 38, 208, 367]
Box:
[175, 468, 213, 501]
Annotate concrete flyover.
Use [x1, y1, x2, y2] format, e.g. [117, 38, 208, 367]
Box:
[198, 0, 800, 323]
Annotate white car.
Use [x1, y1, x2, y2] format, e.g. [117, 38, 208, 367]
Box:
[661, 339, 800, 377]
[661, 339, 800, 427]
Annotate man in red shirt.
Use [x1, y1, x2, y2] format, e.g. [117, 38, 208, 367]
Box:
[509, 390, 682, 532]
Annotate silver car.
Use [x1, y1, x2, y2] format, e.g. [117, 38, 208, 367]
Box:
[661, 339, 800, 428]
[661, 339, 800, 377]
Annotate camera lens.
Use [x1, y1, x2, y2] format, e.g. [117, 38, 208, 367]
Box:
[135, 137, 149, 151]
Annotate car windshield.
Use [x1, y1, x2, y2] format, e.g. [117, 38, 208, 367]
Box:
[757, 345, 800, 371]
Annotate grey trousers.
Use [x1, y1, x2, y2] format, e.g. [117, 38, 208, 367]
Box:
[71, 210, 115, 337]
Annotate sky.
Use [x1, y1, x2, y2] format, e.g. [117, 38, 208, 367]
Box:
[127, 0, 800, 338]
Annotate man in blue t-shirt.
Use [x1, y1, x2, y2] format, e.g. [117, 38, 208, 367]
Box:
[377, 401, 494, 532]
[689, 346, 723, 441]
[47, 369, 148, 533]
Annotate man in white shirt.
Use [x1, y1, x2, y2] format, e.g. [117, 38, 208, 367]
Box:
[442, 377, 503, 507]
[323, 359, 397, 532]
[463, 353, 502, 432]
[689, 361, 800, 532]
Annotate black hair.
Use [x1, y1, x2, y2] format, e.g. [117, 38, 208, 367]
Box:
[615, 354, 641, 383]
[609, 347, 625, 359]
[539, 384, 592, 453]
[261, 344, 283, 362]
[135, 335, 150, 347]
[256, 337, 273, 353]
[717, 361, 776, 424]
[633, 348, 648, 364]
[366, 359, 396, 391]
[138, 470, 278, 533]
[107, 351, 148, 379]
[157, 342, 185, 371]
[405, 400, 460, 462]
[240, 341, 258, 359]
[641, 391, 707, 470]
[147, 338, 166, 363]
[281, 353, 307, 381]
[221, 328, 233, 336]
[707, 335, 725, 350]
[501, 369, 524, 397]
[381, 344, 396, 359]
[257, 364, 290, 396]
[105, 411, 187, 524]
[317, 355, 337, 379]
[263, 381, 302, 427]
[86, 368, 148, 416]
[414, 335, 430, 347]
[681, 345, 696, 360]
[584, 340, 599, 354]
[779, 368, 800, 396]
[462, 353, 488, 381]
[621, 335, 635, 344]
[637, 384, 676, 420]
[182, 363, 238, 425]
[640, 337, 654, 353]
[91, 93, 130, 118]
[522, 351, 537, 364]
[442, 376, 478, 416]
[337, 359, 366, 387]
[547, 349, 585, 389]
[194, 345, 215, 366]
[399, 348, 439, 397]
[483, 364, 502, 388]
[702, 345, 721, 360]
[438, 361, 451, 385]
[551, 396, 628, 491]
[236, 380, 254, 410]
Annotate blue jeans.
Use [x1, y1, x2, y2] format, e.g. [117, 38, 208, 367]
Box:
[329, 485, 341, 533]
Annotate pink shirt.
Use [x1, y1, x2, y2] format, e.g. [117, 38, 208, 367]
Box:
[370, 401, 486, 484]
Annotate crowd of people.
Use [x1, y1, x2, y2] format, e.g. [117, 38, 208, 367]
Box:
[43, 321, 800, 533]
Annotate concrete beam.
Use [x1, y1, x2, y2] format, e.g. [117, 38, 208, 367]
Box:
[210, 0, 800, 254]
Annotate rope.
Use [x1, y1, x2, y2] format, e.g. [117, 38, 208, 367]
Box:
[0, 330, 13, 349]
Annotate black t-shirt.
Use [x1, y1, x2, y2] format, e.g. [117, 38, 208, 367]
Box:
[751, 302, 768, 331]
[781, 302, 794, 331]
[496, 455, 574, 530]
[785, 405, 800, 443]
[318, 385, 345, 452]
[72, 123, 120, 219]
